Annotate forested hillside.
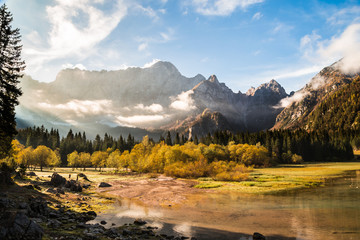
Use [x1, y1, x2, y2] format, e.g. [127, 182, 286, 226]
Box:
[305, 76, 360, 132]
[274, 63, 360, 129]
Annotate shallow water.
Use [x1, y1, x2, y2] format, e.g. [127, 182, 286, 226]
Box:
[89, 171, 360, 240]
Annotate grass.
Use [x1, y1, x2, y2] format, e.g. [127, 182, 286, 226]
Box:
[29, 162, 360, 196]
[31, 167, 147, 183]
[194, 182, 223, 189]
[195, 162, 360, 194]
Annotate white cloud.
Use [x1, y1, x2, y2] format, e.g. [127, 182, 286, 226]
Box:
[138, 42, 148, 51]
[252, 12, 262, 21]
[308, 75, 326, 90]
[301, 23, 360, 75]
[62, 63, 87, 70]
[160, 28, 175, 42]
[143, 59, 161, 68]
[189, 0, 264, 16]
[300, 31, 321, 60]
[327, 6, 360, 25]
[115, 114, 166, 127]
[275, 74, 326, 108]
[170, 90, 196, 111]
[273, 65, 323, 80]
[276, 90, 309, 108]
[136, 28, 175, 53]
[272, 22, 293, 34]
[320, 24, 360, 74]
[25, 31, 43, 46]
[134, 103, 164, 113]
[135, 4, 159, 20]
[39, 99, 113, 117]
[23, 0, 128, 79]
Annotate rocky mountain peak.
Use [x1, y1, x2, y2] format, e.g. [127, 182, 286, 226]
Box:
[245, 79, 287, 100]
[248, 79, 288, 106]
[246, 87, 256, 96]
[150, 61, 178, 72]
[208, 75, 219, 84]
[255, 79, 286, 96]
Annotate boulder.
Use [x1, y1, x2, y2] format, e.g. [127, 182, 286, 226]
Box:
[0, 211, 43, 240]
[65, 180, 82, 192]
[78, 173, 91, 181]
[27, 171, 37, 176]
[0, 170, 14, 186]
[28, 197, 49, 217]
[98, 182, 112, 188]
[50, 173, 66, 187]
[87, 211, 97, 217]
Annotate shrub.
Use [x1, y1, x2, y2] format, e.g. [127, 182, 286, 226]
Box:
[291, 154, 303, 164]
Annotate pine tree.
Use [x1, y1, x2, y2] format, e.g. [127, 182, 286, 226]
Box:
[165, 131, 172, 146]
[0, 4, 25, 158]
[174, 132, 180, 145]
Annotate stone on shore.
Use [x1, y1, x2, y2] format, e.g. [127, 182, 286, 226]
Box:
[98, 182, 112, 187]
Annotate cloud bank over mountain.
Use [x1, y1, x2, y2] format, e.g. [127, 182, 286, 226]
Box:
[17, 61, 288, 138]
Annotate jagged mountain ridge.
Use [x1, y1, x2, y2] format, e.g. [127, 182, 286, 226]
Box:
[17, 61, 288, 138]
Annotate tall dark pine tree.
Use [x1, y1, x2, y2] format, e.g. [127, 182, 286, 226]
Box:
[0, 4, 25, 158]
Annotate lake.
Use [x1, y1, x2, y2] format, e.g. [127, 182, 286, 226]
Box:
[89, 171, 360, 240]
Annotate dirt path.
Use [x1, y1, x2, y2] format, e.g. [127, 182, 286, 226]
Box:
[96, 175, 204, 206]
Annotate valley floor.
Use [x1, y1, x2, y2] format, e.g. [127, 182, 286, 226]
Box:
[28, 162, 360, 207]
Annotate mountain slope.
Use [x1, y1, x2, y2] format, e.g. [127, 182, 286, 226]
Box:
[304, 76, 360, 131]
[274, 62, 360, 129]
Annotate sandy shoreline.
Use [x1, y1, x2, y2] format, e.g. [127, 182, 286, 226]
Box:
[96, 175, 207, 207]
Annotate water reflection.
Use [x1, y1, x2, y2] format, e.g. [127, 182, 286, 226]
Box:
[90, 172, 360, 240]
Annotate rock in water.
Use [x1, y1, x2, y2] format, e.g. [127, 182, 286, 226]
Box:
[253, 232, 266, 240]
[98, 182, 112, 188]
[50, 173, 66, 187]
[134, 219, 147, 225]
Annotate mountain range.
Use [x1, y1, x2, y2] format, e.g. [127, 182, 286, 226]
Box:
[16, 60, 359, 139]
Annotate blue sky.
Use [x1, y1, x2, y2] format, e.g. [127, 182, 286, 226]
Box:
[3, 0, 360, 92]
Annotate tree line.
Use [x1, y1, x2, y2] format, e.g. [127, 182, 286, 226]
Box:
[16, 125, 355, 169]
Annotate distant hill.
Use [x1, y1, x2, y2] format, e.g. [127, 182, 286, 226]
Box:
[17, 61, 288, 138]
